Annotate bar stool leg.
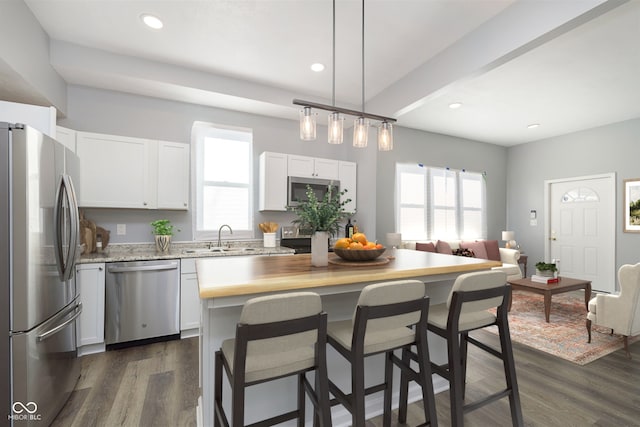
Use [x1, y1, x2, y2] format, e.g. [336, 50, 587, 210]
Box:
[352, 356, 366, 427]
[417, 336, 438, 426]
[498, 320, 524, 426]
[297, 373, 305, 427]
[460, 332, 469, 399]
[447, 329, 465, 427]
[398, 349, 411, 423]
[214, 351, 223, 427]
[383, 351, 393, 427]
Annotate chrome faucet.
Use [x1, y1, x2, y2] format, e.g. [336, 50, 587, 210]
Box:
[218, 224, 233, 248]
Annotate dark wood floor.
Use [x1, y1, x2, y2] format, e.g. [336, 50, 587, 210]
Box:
[53, 332, 639, 426]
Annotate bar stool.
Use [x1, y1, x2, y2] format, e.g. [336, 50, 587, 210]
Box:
[326, 280, 438, 427]
[214, 292, 332, 427]
[404, 270, 523, 427]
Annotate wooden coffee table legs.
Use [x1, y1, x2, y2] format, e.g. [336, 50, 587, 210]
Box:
[507, 278, 592, 323]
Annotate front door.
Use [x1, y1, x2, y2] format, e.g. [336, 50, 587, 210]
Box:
[546, 174, 615, 293]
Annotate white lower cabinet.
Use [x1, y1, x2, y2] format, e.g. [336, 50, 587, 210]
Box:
[76, 262, 106, 355]
[180, 259, 201, 337]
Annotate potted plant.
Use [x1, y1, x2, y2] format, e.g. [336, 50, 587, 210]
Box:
[151, 219, 177, 253]
[535, 261, 558, 277]
[289, 184, 350, 267]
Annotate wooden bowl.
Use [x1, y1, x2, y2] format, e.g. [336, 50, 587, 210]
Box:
[333, 247, 386, 261]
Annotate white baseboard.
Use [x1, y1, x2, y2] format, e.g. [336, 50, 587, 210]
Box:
[78, 342, 105, 357]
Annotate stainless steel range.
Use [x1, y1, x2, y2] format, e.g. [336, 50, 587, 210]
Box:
[280, 226, 332, 254]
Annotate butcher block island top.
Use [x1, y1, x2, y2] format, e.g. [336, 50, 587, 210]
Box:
[196, 249, 502, 299]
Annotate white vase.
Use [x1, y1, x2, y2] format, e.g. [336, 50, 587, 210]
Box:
[311, 231, 329, 267]
[155, 234, 172, 253]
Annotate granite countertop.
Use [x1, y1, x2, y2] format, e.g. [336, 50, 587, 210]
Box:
[79, 240, 295, 263]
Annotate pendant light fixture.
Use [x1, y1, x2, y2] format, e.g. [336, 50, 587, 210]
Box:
[328, 0, 344, 144]
[352, 0, 369, 148]
[293, 0, 396, 150]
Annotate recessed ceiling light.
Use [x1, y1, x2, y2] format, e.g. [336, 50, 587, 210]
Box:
[448, 102, 463, 109]
[527, 123, 540, 129]
[141, 14, 163, 30]
[310, 63, 325, 72]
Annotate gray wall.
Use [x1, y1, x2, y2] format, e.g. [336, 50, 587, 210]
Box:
[375, 126, 509, 246]
[506, 117, 640, 277]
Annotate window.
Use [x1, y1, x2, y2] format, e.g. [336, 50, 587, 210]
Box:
[192, 122, 253, 241]
[396, 164, 486, 241]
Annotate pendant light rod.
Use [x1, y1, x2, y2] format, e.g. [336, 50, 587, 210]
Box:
[360, 0, 365, 114]
[292, 99, 396, 123]
[332, 0, 336, 107]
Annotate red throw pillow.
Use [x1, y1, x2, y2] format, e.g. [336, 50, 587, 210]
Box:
[435, 240, 452, 255]
[416, 242, 436, 253]
[460, 241, 488, 259]
[483, 240, 501, 261]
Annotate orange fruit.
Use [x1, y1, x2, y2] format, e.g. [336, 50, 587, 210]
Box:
[348, 241, 364, 249]
[334, 238, 351, 249]
[364, 242, 376, 250]
[375, 243, 383, 249]
[351, 232, 367, 245]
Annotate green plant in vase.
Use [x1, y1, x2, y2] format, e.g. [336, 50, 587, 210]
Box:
[288, 184, 351, 266]
[535, 261, 558, 277]
[151, 219, 177, 252]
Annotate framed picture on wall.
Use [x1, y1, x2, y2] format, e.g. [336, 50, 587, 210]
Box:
[623, 178, 640, 233]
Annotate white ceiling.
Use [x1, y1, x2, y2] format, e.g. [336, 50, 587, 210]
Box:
[11, 0, 640, 146]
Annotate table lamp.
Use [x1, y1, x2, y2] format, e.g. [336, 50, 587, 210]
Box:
[386, 232, 402, 249]
[502, 231, 516, 249]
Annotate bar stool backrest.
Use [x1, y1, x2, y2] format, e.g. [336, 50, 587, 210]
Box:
[240, 292, 322, 354]
[355, 280, 426, 331]
[448, 270, 506, 313]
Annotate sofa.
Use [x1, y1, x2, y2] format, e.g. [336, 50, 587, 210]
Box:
[402, 239, 522, 281]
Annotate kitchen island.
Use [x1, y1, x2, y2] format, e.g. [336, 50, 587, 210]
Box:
[196, 249, 501, 426]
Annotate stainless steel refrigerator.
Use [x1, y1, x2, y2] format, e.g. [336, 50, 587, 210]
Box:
[1, 122, 82, 426]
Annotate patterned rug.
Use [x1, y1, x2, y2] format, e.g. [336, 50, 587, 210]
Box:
[485, 291, 636, 365]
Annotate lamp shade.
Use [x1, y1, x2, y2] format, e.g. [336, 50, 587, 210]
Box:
[299, 107, 317, 141]
[377, 121, 393, 151]
[386, 232, 402, 248]
[328, 112, 344, 144]
[502, 231, 515, 241]
[353, 117, 369, 148]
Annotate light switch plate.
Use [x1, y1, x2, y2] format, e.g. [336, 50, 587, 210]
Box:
[117, 224, 126, 235]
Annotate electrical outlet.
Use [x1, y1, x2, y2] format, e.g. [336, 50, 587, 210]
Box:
[117, 224, 126, 235]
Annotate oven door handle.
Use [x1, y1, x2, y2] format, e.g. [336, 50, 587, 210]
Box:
[37, 303, 83, 342]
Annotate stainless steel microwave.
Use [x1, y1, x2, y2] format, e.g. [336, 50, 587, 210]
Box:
[287, 176, 340, 207]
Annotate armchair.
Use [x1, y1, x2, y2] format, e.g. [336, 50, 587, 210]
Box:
[587, 263, 640, 358]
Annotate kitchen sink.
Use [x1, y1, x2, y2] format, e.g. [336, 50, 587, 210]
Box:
[182, 247, 257, 254]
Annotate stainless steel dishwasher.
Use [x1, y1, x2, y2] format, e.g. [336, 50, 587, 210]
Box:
[105, 259, 181, 346]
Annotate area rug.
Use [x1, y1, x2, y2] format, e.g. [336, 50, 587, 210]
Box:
[485, 291, 637, 365]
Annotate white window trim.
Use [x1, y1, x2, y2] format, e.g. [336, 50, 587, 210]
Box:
[191, 121, 254, 241]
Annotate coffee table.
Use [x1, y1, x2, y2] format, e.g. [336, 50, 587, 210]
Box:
[507, 276, 592, 322]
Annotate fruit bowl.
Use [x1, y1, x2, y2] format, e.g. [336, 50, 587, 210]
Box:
[333, 247, 386, 261]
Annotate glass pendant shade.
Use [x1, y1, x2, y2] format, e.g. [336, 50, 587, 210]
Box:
[352, 117, 369, 148]
[377, 121, 393, 151]
[328, 112, 344, 144]
[299, 107, 317, 141]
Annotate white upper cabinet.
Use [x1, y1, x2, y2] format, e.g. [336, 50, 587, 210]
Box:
[76, 131, 189, 210]
[157, 140, 190, 209]
[259, 152, 356, 212]
[56, 126, 76, 152]
[259, 152, 287, 211]
[288, 154, 339, 180]
[339, 161, 357, 213]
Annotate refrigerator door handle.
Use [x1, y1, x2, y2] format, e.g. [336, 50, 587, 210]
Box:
[37, 302, 83, 342]
[53, 174, 80, 282]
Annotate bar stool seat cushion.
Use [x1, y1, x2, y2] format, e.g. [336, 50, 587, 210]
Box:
[428, 303, 497, 331]
[221, 339, 316, 383]
[327, 319, 415, 354]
